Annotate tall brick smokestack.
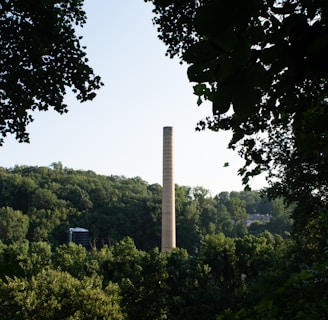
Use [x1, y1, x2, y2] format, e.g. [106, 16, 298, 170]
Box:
[161, 126, 176, 252]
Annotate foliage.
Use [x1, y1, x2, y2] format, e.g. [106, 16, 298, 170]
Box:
[0, 164, 300, 318]
[217, 255, 328, 320]
[0, 241, 26, 280]
[0, 165, 292, 252]
[21, 241, 52, 277]
[0, 228, 324, 320]
[0, 207, 29, 244]
[52, 242, 89, 279]
[121, 248, 169, 320]
[0, 268, 124, 320]
[0, 0, 103, 145]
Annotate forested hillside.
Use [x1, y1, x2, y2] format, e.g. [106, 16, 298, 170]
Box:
[0, 163, 291, 252]
[2, 164, 322, 320]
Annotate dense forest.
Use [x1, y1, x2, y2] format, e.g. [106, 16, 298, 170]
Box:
[0, 163, 291, 251]
[2, 164, 323, 320]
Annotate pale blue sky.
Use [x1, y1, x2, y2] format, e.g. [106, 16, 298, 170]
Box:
[0, 0, 266, 194]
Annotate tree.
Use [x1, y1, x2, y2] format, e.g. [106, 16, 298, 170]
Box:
[20, 241, 52, 277]
[191, 187, 218, 235]
[0, 268, 124, 320]
[216, 203, 234, 236]
[0, 0, 103, 145]
[0, 207, 29, 244]
[147, 0, 328, 233]
[104, 237, 169, 319]
[238, 191, 261, 215]
[120, 248, 169, 320]
[52, 242, 89, 280]
[0, 240, 27, 280]
[27, 208, 65, 242]
[164, 248, 191, 319]
[218, 251, 328, 320]
[195, 233, 238, 317]
[175, 186, 202, 253]
[227, 197, 247, 225]
[234, 233, 276, 280]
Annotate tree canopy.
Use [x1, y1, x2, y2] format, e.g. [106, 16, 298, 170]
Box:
[0, 164, 291, 252]
[0, 163, 324, 319]
[0, 0, 102, 145]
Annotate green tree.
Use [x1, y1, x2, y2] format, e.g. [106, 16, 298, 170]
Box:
[0, 207, 29, 244]
[216, 203, 234, 236]
[216, 192, 230, 206]
[164, 248, 191, 319]
[199, 233, 237, 286]
[192, 187, 218, 235]
[120, 248, 169, 320]
[165, 247, 225, 320]
[175, 185, 202, 253]
[20, 241, 52, 277]
[0, 170, 36, 213]
[238, 191, 261, 215]
[58, 184, 93, 212]
[192, 233, 237, 318]
[27, 208, 66, 242]
[0, 0, 103, 145]
[31, 188, 59, 210]
[227, 197, 247, 225]
[226, 197, 248, 237]
[0, 268, 124, 320]
[106, 237, 144, 283]
[52, 242, 89, 279]
[0, 240, 28, 279]
[219, 252, 328, 320]
[234, 233, 276, 280]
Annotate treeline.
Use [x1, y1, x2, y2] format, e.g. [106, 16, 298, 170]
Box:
[0, 164, 327, 319]
[1, 233, 326, 319]
[0, 163, 291, 252]
[0, 234, 290, 320]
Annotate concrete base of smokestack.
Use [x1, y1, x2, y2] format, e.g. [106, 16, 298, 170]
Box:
[161, 126, 176, 252]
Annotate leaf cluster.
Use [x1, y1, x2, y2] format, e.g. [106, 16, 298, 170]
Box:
[0, 0, 103, 144]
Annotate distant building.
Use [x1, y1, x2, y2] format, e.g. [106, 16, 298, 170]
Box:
[246, 214, 271, 227]
[67, 227, 89, 249]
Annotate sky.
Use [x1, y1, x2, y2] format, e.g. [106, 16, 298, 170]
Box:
[0, 0, 267, 195]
